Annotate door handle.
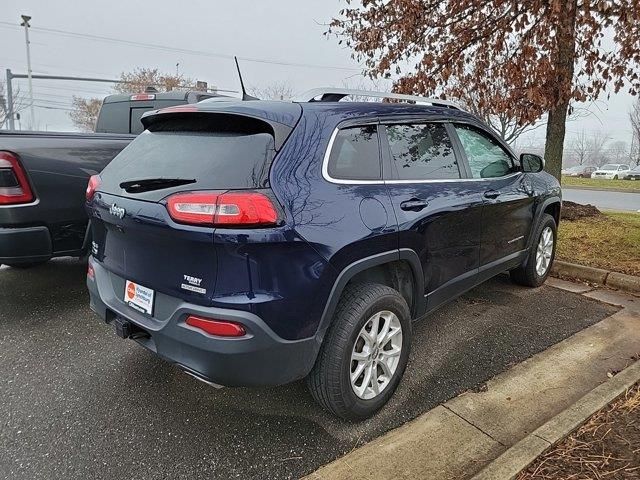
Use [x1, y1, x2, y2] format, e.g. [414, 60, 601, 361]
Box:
[400, 198, 429, 212]
[483, 190, 501, 199]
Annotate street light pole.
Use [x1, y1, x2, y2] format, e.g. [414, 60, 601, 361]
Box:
[5, 69, 15, 130]
[20, 14, 35, 130]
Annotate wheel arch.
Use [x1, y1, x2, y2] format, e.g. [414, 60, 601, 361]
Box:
[543, 200, 561, 226]
[315, 249, 425, 346]
[528, 196, 561, 250]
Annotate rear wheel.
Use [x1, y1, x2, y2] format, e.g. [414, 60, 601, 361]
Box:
[307, 282, 412, 421]
[511, 213, 556, 287]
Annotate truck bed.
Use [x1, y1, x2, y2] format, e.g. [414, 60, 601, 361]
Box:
[0, 131, 133, 265]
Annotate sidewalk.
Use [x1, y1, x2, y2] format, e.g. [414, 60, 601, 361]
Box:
[306, 280, 640, 480]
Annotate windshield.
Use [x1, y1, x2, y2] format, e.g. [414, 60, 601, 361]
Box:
[600, 164, 619, 170]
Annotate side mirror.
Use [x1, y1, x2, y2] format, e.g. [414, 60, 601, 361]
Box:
[520, 153, 545, 173]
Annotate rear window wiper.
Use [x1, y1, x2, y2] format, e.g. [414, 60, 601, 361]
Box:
[120, 178, 196, 193]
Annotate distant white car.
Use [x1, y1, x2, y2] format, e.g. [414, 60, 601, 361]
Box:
[591, 164, 630, 179]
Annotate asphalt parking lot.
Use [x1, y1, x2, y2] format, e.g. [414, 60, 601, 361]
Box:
[0, 259, 617, 480]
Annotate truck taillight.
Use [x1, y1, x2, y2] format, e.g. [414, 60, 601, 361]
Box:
[0, 151, 34, 205]
[86, 175, 101, 201]
[166, 191, 278, 227]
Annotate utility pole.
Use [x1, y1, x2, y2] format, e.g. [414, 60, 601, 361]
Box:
[5, 69, 15, 130]
[20, 14, 35, 130]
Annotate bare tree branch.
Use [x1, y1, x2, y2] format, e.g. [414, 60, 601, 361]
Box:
[248, 82, 295, 101]
[0, 80, 27, 129]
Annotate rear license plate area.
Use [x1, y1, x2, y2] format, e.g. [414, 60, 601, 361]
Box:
[124, 280, 155, 315]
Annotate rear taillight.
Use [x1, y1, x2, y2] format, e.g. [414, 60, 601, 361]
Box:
[166, 191, 278, 227]
[87, 262, 95, 280]
[86, 175, 101, 201]
[0, 151, 33, 205]
[185, 315, 246, 337]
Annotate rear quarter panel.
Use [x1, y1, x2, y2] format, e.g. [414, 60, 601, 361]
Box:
[267, 109, 399, 339]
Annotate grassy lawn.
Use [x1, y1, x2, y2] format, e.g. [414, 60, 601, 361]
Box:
[562, 175, 640, 191]
[557, 211, 640, 276]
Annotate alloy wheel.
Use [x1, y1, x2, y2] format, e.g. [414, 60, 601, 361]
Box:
[350, 310, 403, 400]
[535, 226, 554, 277]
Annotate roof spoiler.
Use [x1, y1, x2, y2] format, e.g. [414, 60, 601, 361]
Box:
[140, 107, 293, 150]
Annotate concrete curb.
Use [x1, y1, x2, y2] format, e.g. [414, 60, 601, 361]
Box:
[471, 360, 640, 480]
[551, 260, 640, 294]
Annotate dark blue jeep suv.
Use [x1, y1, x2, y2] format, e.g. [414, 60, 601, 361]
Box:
[86, 89, 561, 420]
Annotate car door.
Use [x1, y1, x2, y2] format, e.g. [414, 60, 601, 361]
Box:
[451, 124, 535, 279]
[381, 120, 484, 311]
[619, 165, 630, 178]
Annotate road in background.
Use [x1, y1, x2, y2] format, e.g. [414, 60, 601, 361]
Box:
[563, 188, 640, 212]
[0, 259, 617, 480]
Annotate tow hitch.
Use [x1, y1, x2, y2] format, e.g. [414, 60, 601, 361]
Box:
[113, 317, 146, 339]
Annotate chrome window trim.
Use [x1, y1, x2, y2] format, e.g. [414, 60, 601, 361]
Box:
[322, 127, 386, 185]
[384, 172, 522, 184]
[322, 126, 522, 185]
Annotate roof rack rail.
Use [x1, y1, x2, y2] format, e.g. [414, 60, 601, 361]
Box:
[293, 87, 462, 110]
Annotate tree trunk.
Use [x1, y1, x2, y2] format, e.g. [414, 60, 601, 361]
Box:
[544, 100, 569, 181]
[543, 0, 578, 183]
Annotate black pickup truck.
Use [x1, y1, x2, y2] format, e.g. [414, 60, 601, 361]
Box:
[0, 90, 218, 268]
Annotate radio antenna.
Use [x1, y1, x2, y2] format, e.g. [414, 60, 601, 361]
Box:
[235, 56, 258, 101]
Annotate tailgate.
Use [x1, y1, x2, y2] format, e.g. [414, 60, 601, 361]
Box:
[91, 192, 216, 305]
[88, 112, 286, 307]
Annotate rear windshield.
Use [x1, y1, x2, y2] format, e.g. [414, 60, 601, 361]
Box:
[95, 99, 188, 134]
[101, 130, 275, 191]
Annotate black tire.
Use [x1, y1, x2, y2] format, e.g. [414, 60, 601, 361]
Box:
[511, 213, 557, 287]
[613, 175, 618, 180]
[4, 260, 49, 269]
[307, 282, 412, 421]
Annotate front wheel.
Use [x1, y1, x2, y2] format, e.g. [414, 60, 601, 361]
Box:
[613, 175, 619, 180]
[307, 282, 412, 421]
[511, 213, 557, 287]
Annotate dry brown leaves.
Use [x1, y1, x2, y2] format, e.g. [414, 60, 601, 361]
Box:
[519, 384, 640, 480]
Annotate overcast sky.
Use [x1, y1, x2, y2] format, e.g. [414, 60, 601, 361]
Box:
[1, 0, 636, 150]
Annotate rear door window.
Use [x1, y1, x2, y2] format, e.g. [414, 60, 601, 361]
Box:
[385, 123, 461, 180]
[326, 126, 381, 181]
[130, 107, 154, 135]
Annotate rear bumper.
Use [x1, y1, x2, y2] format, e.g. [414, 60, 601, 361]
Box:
[87, 259, 319, 387]
[0, 226, 52, 264]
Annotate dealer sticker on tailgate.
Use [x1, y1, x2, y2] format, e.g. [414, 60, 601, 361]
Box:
[124, 280, 154, 315]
